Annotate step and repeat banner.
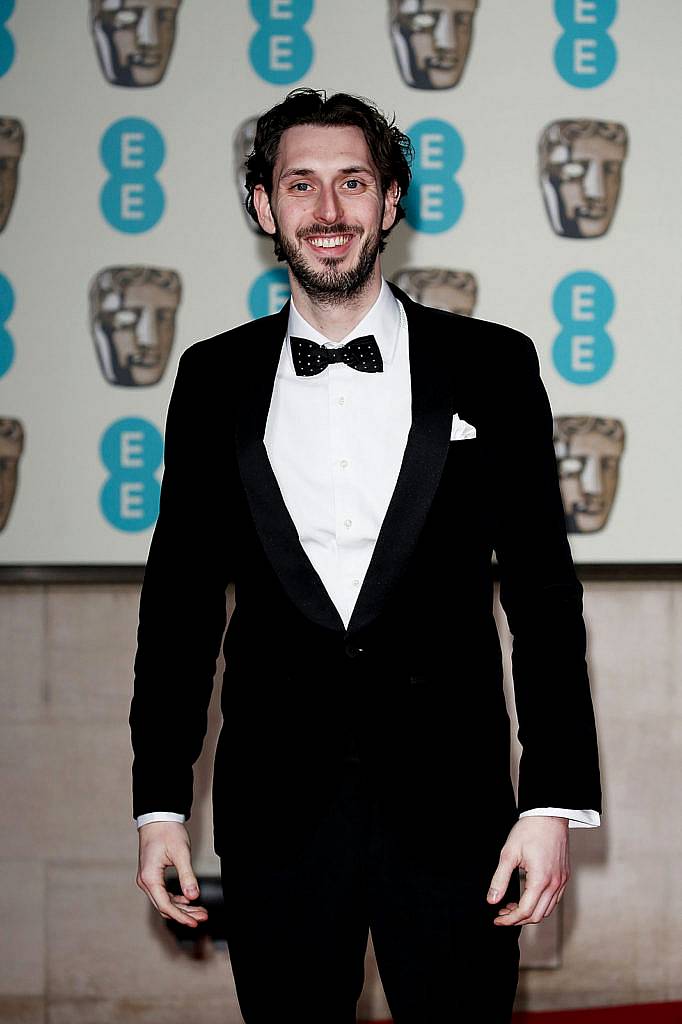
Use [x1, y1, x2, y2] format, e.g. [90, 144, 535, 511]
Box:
[1, 1, 680, 566]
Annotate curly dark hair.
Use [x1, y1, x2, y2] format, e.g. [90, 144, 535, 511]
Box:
[243, 88, 413, 253]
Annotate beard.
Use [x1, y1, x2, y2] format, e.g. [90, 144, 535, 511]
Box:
[273, 217, 382, 306]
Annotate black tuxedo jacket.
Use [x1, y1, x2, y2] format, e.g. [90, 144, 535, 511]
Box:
[130, 283, 601, 865]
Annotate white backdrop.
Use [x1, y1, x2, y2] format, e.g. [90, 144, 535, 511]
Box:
[1, 1, 680, 565]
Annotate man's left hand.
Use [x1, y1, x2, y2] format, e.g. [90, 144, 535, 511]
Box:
[486, 816, 570, 926]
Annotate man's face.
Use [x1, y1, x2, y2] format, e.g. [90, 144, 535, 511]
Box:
[555, 420, 624, 533]
[540, 124, 627, 238]
[0, 119, 24, 233]
[0, 418, 24, 532]
[393, 269, 477, 315]
[390, 0, 478, 89]
[91, 0, 182, 87]
[254, 124, 399, 304]
[91, 270, 180, 386]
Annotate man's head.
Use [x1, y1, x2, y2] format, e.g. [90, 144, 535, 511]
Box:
[0, 417, 24, 532]
[392, 267, 477, 315]
[245, 89, 412, 305]
[553, 416, 625, 533]
[89, 266, 181, 386]
[539, 120, 628, 239]
[90, 0, 182, 87]
[0, 118, 24, 233]
[389, 0, 478, 90]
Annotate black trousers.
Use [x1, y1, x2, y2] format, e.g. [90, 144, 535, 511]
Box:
[219, 752, 521, 1023]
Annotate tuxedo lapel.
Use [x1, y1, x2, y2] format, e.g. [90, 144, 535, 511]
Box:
[234, 284, 455, 636]
[346, 284, 454, 634]
[234, 301, 347, 633]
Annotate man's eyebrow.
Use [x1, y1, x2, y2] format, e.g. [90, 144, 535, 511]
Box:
[278, 164, 376, 181]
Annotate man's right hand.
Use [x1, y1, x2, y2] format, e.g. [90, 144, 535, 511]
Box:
[136, 821, 209, 928]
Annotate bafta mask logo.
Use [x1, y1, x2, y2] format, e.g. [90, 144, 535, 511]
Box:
[392, 267, 477, 316]
[90, 266, 181, 387]
[90, 0, 182, 87]
[554, 416, 625, 534]
[0, 417, 23, 532]
[234, 116, 266, 235]
[539, 119, 628, 239]
[0, 117, 23, 233]
[389, 0, 478, 90]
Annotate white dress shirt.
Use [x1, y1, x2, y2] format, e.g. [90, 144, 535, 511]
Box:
[137, 279, 599, 831]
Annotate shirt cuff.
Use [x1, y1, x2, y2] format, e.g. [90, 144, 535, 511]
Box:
[135, 811, 186, 829]
[519, 807, 601, 829]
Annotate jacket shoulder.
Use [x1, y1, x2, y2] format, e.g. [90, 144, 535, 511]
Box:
[415, 302, 540, 377]
[177, 313, 281, 372]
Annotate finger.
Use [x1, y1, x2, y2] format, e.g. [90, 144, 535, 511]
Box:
[494, 880, 547, 926]
[487, 851, 515, 904]
[496, 902, 518, 917]
[174, 852, 200, 900]
[544, 879, 569, 918]
[147, 882, 204, 927]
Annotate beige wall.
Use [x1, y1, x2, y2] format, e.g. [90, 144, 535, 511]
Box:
[1, 580, 680, 1022]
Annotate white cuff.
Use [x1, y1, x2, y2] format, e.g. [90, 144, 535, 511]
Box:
[519, 807, 601, 829]
[135, 811, 186, 829]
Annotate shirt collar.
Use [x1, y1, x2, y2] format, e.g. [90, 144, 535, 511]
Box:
[285, 278, 402, 374]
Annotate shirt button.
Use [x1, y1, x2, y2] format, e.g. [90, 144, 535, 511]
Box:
[340, 459, 349, 469]
[338, 396, 345, 405]
[344, 518, 352, 529]
[352, 578, 360, 587]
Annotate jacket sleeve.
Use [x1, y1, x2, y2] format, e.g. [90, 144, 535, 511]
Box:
[490, 332, 602, 815]
[129, 346, 231, 821]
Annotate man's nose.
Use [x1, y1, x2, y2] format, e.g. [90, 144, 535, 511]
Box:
[583, 159, 606, 201]
[313, 183, 343, 225]
[136, 7, 160, 48]
[433, 12, 457, 51]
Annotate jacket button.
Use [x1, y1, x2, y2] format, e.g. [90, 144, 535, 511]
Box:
[344, 642, 364, 658]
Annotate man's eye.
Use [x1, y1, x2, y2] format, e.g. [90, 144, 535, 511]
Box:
[292, 182, 312, 192]
[344, 179, 362, 190]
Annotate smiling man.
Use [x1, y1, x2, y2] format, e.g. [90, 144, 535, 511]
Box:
[130, 89, 601, 1023]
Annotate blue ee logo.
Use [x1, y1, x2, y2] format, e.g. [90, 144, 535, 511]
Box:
[0, 0, 15, 78]
[0, 273, 14, 378]
[405, 120, 464, 234]
[100, 417, 162, 531]
[552, 271, 615, 385]
[100, 118, 165, 233]
[249, 0, 313, 84]
[248, 268, 290, 319]
[554, 0, 617, 88]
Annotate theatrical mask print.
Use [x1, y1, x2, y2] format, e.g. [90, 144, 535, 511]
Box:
[392, 268, 477, 315]
[90, 0, 182, 87]
[388, 0, 478, 89]
[0, 418, 24, 531]
[90, 266, 181, 386]
[0, 118, 24, 233]
[539, 120, 628, 239]
[554, 416, 625, 533]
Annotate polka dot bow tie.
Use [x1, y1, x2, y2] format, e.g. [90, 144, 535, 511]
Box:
[290, 334, 384, 376]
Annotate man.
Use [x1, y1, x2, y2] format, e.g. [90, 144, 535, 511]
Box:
[131, 89, 601, 1022]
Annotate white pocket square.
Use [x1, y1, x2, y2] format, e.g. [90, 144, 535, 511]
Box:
[450, 413, 477, 440]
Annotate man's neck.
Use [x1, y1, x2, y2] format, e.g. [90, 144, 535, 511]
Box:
[288, 264, 384, 342]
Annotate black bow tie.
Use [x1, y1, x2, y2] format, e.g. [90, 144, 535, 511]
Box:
[290, 334, 384, 377]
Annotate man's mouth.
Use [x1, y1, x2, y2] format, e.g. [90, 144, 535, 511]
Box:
[304, 234, 355, 250]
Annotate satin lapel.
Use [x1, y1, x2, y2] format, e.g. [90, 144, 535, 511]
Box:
[346, 285, 455, 635]
[234, 301, 346, 633]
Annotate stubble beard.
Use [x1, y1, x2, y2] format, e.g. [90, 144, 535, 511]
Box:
[273, 217, 383, 307]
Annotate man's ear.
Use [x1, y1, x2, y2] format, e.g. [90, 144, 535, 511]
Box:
[382, 180, 401, 231]
[253, 184, 276, 236]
